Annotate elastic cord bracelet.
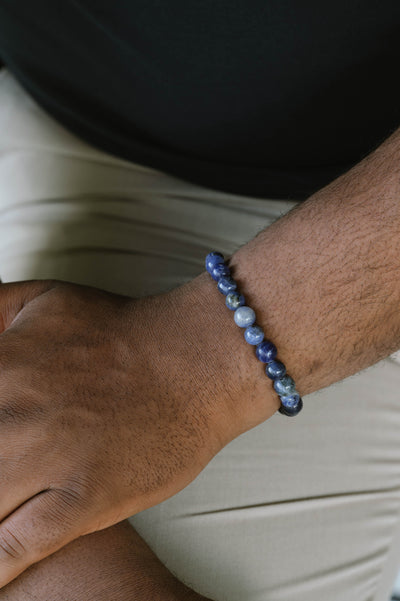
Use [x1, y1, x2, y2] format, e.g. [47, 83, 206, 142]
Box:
[205, 252, 303, 417]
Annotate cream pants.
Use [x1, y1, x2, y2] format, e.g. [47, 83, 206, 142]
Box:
[1, 68, 400, 601]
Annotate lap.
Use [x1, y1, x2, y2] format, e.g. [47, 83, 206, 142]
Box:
[1, 67, 400, 601]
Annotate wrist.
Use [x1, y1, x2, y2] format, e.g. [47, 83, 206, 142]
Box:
[124, 272, 280, 459]
[164, 270, 281, 443]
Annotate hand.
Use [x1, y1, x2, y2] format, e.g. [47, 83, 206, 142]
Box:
[0, 277, 264, 588]
[0, 520, 214, 601]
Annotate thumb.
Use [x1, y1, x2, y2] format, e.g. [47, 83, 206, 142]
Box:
[0, 488, 86, 588]
[0, 279, 58, 332]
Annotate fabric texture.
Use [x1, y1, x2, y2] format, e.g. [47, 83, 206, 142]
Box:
[2, 68, 400, 601]
[1, 1, 400, 200]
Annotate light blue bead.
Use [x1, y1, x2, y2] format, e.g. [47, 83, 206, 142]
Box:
[273, 375, 297, 396]
[278, 394, 303, 417]
[234, 306, 256, 328]
[265, 360, 286, 380]
[244, 325, 264, 345]
[225, 291, 245, 310]
[217, 276, 237, 295]
[205, 252, 224, 274]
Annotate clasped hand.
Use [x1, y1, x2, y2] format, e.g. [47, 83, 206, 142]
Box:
[0, 278, 232, 588]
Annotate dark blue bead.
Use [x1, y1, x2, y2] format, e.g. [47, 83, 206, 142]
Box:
[205, 252, 224, 274]
[280, 392, 301, 409]
[244, 325, 264, 345]
[256, 341, 277, 363]
[211, 262, 230, 281]
[225, 291, 245, 310]
[265, 360, 286, 380]
[217, 276, 237, 295]
[278, 395, 303, 417]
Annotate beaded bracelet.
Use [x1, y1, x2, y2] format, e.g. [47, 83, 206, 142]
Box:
[205, 251, 303, 417]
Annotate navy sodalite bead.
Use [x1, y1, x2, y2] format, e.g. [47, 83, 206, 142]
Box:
[255, 340, 277, 363]
[278, 394, 303, 417]
[244, 325, 264, 345]
[211, 262, 231, 281]
[265, 360, 286, 380]
[205, 252, 224, 274]
[225, 291, 245, 310]
[273, 375, 296, 396]
[217, 276, 237, 295]
[205, 251, 303, 416]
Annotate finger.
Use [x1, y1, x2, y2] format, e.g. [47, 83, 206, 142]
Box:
[0, 279, 58, 332]
[0, 488, 86, 588]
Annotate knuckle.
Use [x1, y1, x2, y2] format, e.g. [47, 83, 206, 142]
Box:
[0, 528, 26, 564]
[64, 475, 95, 507]
[49, 479, 90, 522]
[44, 284, 82, 320]
[58, 485, 83, 511]
[20, 278, 60, 298]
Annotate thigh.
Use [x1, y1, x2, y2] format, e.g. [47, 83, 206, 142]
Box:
[1, 68, 400, 601]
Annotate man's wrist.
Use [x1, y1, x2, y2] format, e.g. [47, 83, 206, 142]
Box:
[167, 270, 281, 443]
[225, 126, 400, 403]
[127, 271, 280, 459]
[163, 122, 400, 443]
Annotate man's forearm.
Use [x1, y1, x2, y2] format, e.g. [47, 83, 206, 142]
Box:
[0, 521, 212, 601]
[174, 126, 400, 439]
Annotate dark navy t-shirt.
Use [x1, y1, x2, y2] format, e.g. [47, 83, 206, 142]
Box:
[0, 1, 399, 200]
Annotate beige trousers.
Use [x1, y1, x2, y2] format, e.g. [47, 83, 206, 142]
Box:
[1, 68, 400, 601]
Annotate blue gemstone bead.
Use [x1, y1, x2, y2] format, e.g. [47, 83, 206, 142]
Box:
[244, 325, 264, 345]
[205, 252, 224, 274]
[280, 392, 302, 409]
[278, 399, 303, 416]
[273, 375, 297, 396]
[225, 291, 245, 310]
[255, 340, 277, 363]
[211, 262, 230, 281]
[217, 276, 237, 295]
[265, 360, 286, 380]
[234, 306, 256, 328]
[278, 394, 303, 416]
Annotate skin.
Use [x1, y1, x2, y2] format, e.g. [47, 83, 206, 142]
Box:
[0, 125, 399, 593]
[0, 520, 212, 601]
